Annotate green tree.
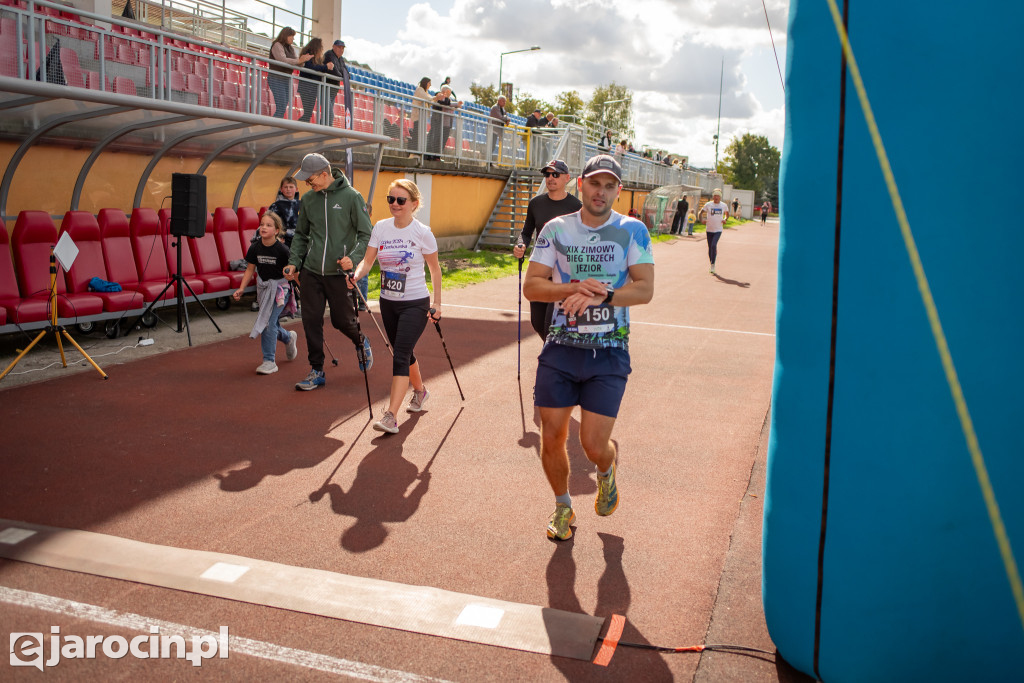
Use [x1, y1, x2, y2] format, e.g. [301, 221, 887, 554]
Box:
[720, 133, 780, 201]
[469, 82, 500, 109]
[513, 92, 550, 118]
[586, 83, 634, 139]
[554, 90, 586, 121]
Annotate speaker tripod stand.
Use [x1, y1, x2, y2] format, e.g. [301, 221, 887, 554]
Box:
[128, 234, 221, 347]
[0, 247, 107, 381]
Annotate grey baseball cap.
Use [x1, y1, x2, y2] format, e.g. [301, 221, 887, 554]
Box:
[294, 153, 330, 181]
[581, 154, 622, 182]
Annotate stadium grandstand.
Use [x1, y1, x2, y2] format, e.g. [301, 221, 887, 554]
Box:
[0, 0, 726, 340]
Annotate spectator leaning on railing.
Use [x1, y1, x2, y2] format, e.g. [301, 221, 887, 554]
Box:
[268, 27, 312, 119]
[297, 38, 330, 124]
[322, 39, 352, 128]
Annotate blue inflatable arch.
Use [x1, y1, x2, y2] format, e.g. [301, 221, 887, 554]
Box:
[764, 1, 1024, 680]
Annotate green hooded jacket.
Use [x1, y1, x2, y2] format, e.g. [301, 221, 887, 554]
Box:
[289, 168, 372, 276]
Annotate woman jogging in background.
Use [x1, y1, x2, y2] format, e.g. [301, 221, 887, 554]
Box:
[349, 179, 443, 435]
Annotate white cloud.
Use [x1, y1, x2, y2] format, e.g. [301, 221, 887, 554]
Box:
[334, 0, 789, 168]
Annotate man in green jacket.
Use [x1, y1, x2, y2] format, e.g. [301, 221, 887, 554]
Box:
[284, 153, 373, 391]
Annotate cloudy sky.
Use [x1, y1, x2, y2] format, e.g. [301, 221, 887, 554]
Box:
[269, 0, 789, 168]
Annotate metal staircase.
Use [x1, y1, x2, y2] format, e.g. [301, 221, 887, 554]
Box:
[473, 170, 542, 250]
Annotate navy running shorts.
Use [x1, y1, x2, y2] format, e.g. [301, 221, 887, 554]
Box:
[534, 343, 632, 418]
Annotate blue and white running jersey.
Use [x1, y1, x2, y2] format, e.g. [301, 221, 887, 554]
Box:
[530, 210, 654, 350]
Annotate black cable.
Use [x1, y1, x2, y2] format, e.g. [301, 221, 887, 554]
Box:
[619, 641, 775, 656]
[814, 0, 850, 678]
[761, 0, 786, 94]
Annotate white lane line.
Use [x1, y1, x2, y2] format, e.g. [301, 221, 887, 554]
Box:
[1, 586, 451, 683]
[442, 303, 775, 337]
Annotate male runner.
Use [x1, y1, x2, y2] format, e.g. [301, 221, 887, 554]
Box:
[513, 159, 582, 340]
[523, 154, 655, 541]
[700, 188, 730, 274]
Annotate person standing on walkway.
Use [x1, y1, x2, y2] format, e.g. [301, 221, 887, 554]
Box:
[512, 159, 582, 340]
[700, 188, 729, 274]
[284, 153, 373, 390]
[670, 195, 688, 235]
[349, 179, 442, 435]
[523, 154, 655, 541]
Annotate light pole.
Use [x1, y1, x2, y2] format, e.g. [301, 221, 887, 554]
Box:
[600, 98, 628, 127]
[498, 46, 540, 100]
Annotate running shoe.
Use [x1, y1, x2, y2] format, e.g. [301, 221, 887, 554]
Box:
[710, 263, 716, 274]
[407, 386, 430, 413]
[256, 360, 278, 375]
[595, 463, 619, 516]
[547, 503, 576, 541]
[285, 330, 298, 361]
[372, 410, 399, 434]
[358, 336, 373, 372]
[295, 368, 325, 391]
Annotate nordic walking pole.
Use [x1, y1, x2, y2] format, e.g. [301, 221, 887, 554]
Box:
[516, 233, 524, 381]
[429, 308, 464, 401]
[349, 280, 394, 357]
[339, 244, 373, 419]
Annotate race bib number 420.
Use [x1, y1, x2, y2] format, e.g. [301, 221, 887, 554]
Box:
[566, 304, 615, 334]
[381, 271, 407, 296]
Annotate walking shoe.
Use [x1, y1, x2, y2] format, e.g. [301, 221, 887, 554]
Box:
[250, 300, 259, 311]
[710, 263, 716, 274]
[595, 463, 619, 516]
[547, 503, 576, 541]
[407, 386, 430, 413]
[256, 360, 278, 375]
[295, 368, 325, 391]
[358, 337, 373, 372]
[372, 410, 399, 434]
[285, 330, 298, 361]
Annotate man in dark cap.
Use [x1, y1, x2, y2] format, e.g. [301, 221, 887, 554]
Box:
[322, 39, 351, 128]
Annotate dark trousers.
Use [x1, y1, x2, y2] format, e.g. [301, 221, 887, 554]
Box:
[380, 296, 430, 376]
[707, 231, 722, 265]
[299, 270, 360, 371]
[268, 73, 289, 118]
[298, 80, 319, 123]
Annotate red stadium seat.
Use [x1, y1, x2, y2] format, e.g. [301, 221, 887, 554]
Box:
[236, 206, 259, 252]
[59, 211, 143, 311]
[113, 76, 137, 96]
[131, 207, 203, 296]
[188, 214, 235, 290]
[0, 224, 49, 324]
[152, 210, 216, 295]
[98, 208, 170, 302]
[212, 207, 245, 286]
[12, 211, 103, 318]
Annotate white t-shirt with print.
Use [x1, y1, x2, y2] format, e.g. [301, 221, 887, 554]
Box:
[368, 217, 438, 302]
[704, 201, 728, 233]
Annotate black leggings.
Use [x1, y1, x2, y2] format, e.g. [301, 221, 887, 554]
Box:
[380, 296, 430, 376]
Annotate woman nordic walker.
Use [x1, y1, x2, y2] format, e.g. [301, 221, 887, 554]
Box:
[700, 188, 730, 274]
[523, 154, 655, 541]
[233, 211, 298, 374]
[349, 179, 443, 435]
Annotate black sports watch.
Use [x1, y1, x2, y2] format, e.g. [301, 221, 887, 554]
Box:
[602, 288, 615, 305]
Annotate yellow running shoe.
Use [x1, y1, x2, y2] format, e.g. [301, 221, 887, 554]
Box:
[547, 503, 576, 541]
[595, 463, 619, 516]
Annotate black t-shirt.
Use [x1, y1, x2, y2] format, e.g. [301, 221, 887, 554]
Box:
[677, 198, 689, 214]
[245, 239, 290, 281]
[521, 193, 584, 248]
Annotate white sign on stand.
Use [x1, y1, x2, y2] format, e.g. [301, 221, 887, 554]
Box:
[54, 232, 79, 271]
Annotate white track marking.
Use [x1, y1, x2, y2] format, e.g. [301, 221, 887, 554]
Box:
[1, 587, 451, 683]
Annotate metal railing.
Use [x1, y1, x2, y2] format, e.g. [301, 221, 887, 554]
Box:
[3, 0, 717, 190]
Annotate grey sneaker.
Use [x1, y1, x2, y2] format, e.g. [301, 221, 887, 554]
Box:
[372, 410, 399, 434]
[250, 300, 259, 311]
[407, 386, 430, 413]
[256, 360, 278, 375]
[285, 330, 298, 361]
